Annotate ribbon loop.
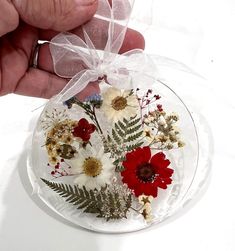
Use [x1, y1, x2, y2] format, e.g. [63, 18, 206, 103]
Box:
[49, 0, 157, 103]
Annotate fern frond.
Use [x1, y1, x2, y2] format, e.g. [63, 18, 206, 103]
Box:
[107, 116, 144, 171]
[112, 128, 121, 144]
[117, 120, 126, 131]
[126, 124, 142, 135]
[41, 178, 132, 221]
[128, 116, 141, 128]
[124, 131, 143, 143]
[125, 142, 144, 152]
[114, 123, 125, 137]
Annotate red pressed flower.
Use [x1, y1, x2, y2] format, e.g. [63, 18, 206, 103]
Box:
[72, 118, 96, 142]
[121, 146, 173, 197]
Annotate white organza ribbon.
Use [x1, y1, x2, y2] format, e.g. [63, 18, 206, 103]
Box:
[50, 32, 156, 102]
[49, 0, 202, 103]
[49, 0, 156, 103]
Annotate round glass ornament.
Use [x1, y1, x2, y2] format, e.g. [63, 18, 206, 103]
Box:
[27, 0, 212, 233]
[29, 72, 201, 233]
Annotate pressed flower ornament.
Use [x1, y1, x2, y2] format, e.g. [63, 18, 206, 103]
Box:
[29, 0, 200, 233]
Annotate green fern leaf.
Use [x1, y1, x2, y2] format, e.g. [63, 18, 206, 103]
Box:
[117, 120, 126, 131]
[128, 116, 141, 128]
[123, 118, 129, 125]
[41, 178, 133, 221]
[125, 141, 144, 152]
[114, 123, 125, 138]
[126, 124, 142, 135]
[124, 131, 143, 143]
[112, 128, 121, 144]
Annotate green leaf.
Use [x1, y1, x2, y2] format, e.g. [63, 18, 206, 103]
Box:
[115, 166, 125, 172]
[117, 120, 126, 131]
[124, 131, 143, 143]
[110, 116, 143, 145]
[123, 118, 129, 125]
[114, 123, 125, 137]
[128, 116, 141, 128]
[126, 124, 142, 135]
[112, 128, 121, 144]
[125, 141, 144, 152]
[106, 116, 144, 171]
[41, 178, 133, 221]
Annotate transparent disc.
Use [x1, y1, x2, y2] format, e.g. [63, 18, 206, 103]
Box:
[27, 67, 207, 233]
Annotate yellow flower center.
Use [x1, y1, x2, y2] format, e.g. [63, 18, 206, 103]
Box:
[111, 96, 127, 111]
[82, 157, 102, 177]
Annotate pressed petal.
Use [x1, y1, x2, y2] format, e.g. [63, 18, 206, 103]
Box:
[89, 124, 96, 133]
[126, 106, 138, 114]
[69, 158, 83, 173]
[74, 173, 87, 185]
[142, 183, 158, 197]
[155, 176, 172, 189]
[123, 89, 131, 96]
[134, 182, 158, 197]
[157, 167, 174, 178]
[122, 160, 136, 171]
[107, 110, 117, 120]
[103, 87, 121, 101]
[155, 180, 167, 189]
[125, 147, 146, 165]
[125, 150, 138, 162]
[151, 153, 170, 169]
[85, 179, 100, 190]
[140, 146, 151, 163]
[122, 173, 139, 188]
[79, 118, 89, 127]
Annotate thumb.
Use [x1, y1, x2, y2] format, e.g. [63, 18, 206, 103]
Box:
[12, 0, 98, 31]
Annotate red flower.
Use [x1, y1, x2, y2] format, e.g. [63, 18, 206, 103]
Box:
[121, 146, 173, 197]
[72, 118, 96, 142]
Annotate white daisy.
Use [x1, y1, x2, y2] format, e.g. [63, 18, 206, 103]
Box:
[69, 147, 114, 190]
[101, 87, 139, 122]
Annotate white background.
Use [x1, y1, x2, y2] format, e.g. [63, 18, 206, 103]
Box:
[0, 0, 235, 250]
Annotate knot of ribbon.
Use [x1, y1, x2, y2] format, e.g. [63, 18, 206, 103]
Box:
[49, 31, 156, 103]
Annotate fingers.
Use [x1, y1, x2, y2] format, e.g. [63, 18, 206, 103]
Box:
[0, 0, 19, 36]
[13, 68, 67, 98]
[119, 28, 145, 54]
[39, 17, 145, 51]
[13, 67, 100, 99]
[12, 0, 98, 32]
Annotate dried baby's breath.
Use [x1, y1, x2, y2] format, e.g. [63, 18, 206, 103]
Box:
[143, 109, 185, 150]
[40, 109, 69, 131]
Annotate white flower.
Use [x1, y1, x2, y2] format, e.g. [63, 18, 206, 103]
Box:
[101, 87, 139, 122]
[69, 147, 114, 190]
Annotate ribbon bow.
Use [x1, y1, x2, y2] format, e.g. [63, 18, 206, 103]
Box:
[48, 0, 156, 103]
[50, 32, 156, 103]
[49, 0, 201, 103]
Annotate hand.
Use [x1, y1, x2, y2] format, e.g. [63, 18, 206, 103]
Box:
[0, 0, 144, 99]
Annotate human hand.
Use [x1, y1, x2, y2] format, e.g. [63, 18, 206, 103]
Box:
[0, 0, 144, 98]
